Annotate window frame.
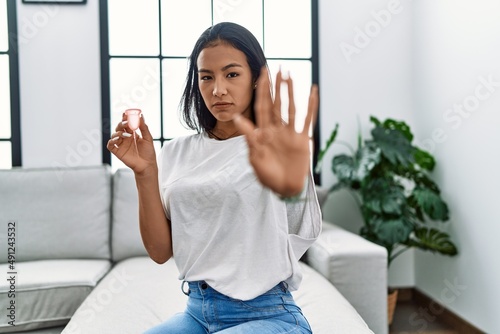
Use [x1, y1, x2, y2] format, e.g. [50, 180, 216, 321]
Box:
[1, 0, 22, 167]
[99, 0, 321, 183]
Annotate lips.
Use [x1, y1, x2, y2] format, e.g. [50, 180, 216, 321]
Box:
[212, 102, 233, 109]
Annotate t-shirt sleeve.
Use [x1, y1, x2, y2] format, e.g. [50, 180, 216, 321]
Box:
[285, 171, 323, 260]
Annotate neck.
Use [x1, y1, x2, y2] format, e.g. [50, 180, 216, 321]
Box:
[208, 127, 241, 140]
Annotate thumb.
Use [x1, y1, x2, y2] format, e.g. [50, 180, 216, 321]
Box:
[138, 113, 153, 141]
[233, 114, 255, 136]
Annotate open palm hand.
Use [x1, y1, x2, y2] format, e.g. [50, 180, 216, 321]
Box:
[234, 68, 319, 197]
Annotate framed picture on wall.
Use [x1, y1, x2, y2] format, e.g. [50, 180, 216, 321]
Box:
[22, 0, 86, 4]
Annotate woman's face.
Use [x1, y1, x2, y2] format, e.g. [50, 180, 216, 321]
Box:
[197, 42, 254, 125]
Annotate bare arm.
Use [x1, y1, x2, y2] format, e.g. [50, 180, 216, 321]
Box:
[135, 168, 172, 264]
[107, 113, 172, 264]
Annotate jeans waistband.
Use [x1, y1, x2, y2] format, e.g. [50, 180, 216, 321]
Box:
[181, 280, 289, 297]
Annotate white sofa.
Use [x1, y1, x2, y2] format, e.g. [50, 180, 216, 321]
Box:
[0, 165, 387, 334]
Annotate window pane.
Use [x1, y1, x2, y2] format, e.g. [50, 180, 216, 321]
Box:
[0, 141, 11, 169]
[0, 0, 7, 52]
[264, 0, 311, 58]
[0, 54, 11, 138]
[108, 0, 159, 56]
[213, 0, 263, 47]
[109, 58, 161, 138]
[161, 0, 211, 56]
[111, 150, 128, 173]
[267, 60, 312, 132]
[162, 58, 196, 138]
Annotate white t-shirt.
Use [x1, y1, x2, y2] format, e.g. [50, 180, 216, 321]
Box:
[157, 132, 322, 300]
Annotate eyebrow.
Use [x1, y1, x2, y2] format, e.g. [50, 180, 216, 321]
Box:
[198, 63, 244, 73]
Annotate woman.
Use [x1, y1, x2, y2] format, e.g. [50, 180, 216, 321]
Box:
[108, 22, 321, 334]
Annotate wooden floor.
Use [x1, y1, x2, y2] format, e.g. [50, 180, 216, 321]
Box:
[388, 288, 485, 334]
[390, 300, 458, 334]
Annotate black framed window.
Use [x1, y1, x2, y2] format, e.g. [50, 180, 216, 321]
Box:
[100, 0, 319, 181]
[0, 0, 21, 168]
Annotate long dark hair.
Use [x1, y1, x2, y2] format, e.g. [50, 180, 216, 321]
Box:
[180, 22, 267, 133]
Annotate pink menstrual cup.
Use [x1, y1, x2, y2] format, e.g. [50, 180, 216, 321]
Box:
[125, 109, 141, 131]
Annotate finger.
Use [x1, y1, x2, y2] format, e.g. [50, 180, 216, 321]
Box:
[109, 134, 122, 144]
[287, 74, 296, 130]
[115, 116, 129, 132]
[273, 69, 283, 125]
[255, 67, 273, 129]
[106, 137, 121, 153]
[233, 115, 258, 149]
[233, 114, 256, 136]
[137, 113, 154, 141]
[302, 84, 319, 135]
[111, 131, 133, 139]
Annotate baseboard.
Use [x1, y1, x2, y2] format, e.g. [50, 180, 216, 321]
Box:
[395, 287, 485, 334]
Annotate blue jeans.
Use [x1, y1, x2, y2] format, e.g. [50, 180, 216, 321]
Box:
[144, 281, 312, 334]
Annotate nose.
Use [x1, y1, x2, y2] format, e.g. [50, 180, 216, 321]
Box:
[212, 80, 227, 97]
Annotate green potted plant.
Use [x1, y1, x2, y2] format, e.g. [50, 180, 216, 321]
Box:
[316, 116, 458, 324]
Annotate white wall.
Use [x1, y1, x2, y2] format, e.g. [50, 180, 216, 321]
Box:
[412, 1, 500, 333]
[319, 1, 500, 332]
[318, 0, 415, 287]
[16, 0, 499, 331]
[17, 0, 101, 168]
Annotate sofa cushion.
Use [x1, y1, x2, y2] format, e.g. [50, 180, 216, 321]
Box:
[63, 257, 373, 334]
[111, 169, 148, 262]
[0, 166, 112, 262]
[0, 259, 111, 333]
[13, 327, 65, 334]
[62, 257, 183, 334]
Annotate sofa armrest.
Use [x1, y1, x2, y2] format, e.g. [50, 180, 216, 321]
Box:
[306, 221, 388, 334]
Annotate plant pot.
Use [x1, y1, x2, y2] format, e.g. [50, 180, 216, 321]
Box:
[387, 288, 399, 325]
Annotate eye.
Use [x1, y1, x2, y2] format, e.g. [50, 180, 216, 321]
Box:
[200, 75, 212, 81]
[227, 72, 239, 78]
